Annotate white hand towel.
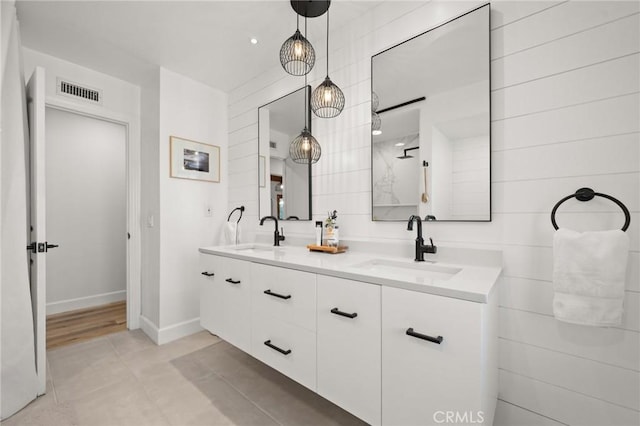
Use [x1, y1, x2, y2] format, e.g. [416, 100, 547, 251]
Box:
[552, 228, 629, 326]
[222, 222, 242, 245]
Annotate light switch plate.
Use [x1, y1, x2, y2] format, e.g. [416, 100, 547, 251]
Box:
[204, 205, 213, 217]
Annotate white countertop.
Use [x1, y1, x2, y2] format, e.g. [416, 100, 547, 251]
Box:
[199, 243, 501, 303]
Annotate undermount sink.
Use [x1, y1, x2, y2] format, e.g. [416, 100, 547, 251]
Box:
[229, 243, 277, 253]
[349, 258, 462, 282]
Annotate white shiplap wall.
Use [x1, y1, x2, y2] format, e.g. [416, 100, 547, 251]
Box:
[227, 2, 640, 425]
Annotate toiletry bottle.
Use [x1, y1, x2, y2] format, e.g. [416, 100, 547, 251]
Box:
[332, 226, 339, 247]
[315, 221, 323, 246]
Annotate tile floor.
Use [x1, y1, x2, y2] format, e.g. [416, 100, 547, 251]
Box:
[1, 330, 365, 426]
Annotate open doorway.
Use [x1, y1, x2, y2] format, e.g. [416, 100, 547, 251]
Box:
[43, 107, 127, 348]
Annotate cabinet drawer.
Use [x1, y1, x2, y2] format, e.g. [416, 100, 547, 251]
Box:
[251, 315, 316, 391]
[317, 276, 381, 426]
[382, 286, 484, 425]
[251, 263, 316, 332]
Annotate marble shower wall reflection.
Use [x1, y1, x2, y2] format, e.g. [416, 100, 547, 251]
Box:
[372, 134, 419, 220]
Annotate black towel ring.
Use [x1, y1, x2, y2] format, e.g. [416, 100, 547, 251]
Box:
[551, 188, 630, 231]
[227, 206, 245, 224]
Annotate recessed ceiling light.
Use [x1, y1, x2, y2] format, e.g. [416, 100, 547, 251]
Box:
[394, 142, 404, 146]
[250, 38, 258, 45]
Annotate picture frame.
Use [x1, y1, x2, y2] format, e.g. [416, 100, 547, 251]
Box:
[170, 136, 220, 182]
[259, 155, 266, 188]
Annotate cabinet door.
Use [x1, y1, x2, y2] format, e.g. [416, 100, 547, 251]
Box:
[317, 276, 381, 426]
[382, 286, 483, 426]
[219, 258, 252, 352]
[200, 254, 223, 334]
[251, 263, 316, 332]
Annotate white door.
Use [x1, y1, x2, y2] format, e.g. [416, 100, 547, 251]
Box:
[26, 66, 47, 395]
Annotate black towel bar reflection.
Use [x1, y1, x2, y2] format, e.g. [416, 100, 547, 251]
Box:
[551, 188, 630, 232]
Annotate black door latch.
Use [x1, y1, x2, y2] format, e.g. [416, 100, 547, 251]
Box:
[26, 242, 59, 253]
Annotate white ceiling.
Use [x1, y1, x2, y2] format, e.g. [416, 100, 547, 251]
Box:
[16, 0, 379, 92]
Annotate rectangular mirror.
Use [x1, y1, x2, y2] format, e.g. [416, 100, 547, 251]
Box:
[371, 4, 490, 222]
[258, 86, 312, 221]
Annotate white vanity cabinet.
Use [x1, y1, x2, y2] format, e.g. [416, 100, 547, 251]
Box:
[381, 286, 497, 426]
[249, 263, 317, 390]
[316, 275, 381, 426]
[199, 248, 498, 426]
[199, 254, 252, 353]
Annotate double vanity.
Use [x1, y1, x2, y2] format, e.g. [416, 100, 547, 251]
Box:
[203, 4, 498, 424]
[199, 242, 500, 425]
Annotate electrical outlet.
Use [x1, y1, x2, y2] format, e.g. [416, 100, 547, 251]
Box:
[204, 205, 213, 217]
[147, 215, 154, 228]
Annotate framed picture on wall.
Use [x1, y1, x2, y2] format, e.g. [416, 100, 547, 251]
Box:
[170, 136, 220, 182]
[259, 155, 266, 188]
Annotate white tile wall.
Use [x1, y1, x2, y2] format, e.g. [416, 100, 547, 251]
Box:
[227, 2, 640, 424]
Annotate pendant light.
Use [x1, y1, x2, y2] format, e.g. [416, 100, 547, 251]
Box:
[280, 13, 315, 76]
[311, 7, 345, 118]
[371, 111, 382, 136]
[371, 91, 381, 135]
[290, 18, 321, 164]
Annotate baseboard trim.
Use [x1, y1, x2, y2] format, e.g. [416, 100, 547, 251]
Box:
[157, 318, 203, 345]
[46, 290, 126, 315]
[139, 315, 160, 344]
[138, 316, 202, 345]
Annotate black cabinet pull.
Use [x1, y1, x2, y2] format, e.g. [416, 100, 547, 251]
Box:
[331, 308, 358, 319]
[225, 278, 241, 284]
[264, 289, 291, 300]
[406, 328, 443, 344]
[264, 340, 291, 355]
[201, 272, 215, 277]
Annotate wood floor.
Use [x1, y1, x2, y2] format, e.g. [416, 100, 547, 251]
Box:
[46, 301, 127, 349]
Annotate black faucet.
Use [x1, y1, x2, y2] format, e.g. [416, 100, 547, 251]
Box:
[407, 215, 437, 261]
[259, 216, 285, 246]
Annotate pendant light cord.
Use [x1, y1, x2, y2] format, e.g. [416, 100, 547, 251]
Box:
[304, 16, 308, 130]
[326, 7, 330, 77]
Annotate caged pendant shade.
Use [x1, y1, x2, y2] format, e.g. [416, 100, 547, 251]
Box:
[290, 128, 321, 164]
[371, 111, 382, 135]
[311, 76, 345, 118]
[371, 91, 379, 112]
[311, 7, 345, 118]
[280, 15, 315, 76]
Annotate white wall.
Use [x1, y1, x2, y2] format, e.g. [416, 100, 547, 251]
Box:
[451, 135, 489, 219]
[157, 68, 228, 341]
[430, 127, 453, 219]
[140, 68, 161, 327]
[227, 2, 640, 425]
[45, 108, 127, 314]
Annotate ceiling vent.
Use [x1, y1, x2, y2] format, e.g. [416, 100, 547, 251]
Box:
[57, 78, 102, 104]
[269, 141, 277, 149]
